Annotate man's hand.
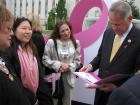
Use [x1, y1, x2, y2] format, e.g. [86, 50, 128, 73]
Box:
[85, 83, 101, 89]
[79, 65, 92, 72]
[99, 83, 117, 92]
[85, 83, 117, 92]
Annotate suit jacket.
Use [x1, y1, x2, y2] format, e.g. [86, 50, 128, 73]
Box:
[107, 74, 140, 105]
[90, 25, 140, 105]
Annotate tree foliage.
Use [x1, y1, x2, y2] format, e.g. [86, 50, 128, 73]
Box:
[56, 0, 67, 21]
[46, 9, 56, 30]
[46, 0, 67, 30]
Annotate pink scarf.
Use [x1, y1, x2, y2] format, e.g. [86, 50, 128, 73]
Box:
[44, 73, 61, 95]
[18, 45, 39, 94]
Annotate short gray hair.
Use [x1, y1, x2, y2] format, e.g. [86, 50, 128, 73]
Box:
[109, 1, 132, 19]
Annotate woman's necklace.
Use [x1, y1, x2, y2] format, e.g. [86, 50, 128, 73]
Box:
[0, 57, 14, 81]
[60, 41, 70, 59]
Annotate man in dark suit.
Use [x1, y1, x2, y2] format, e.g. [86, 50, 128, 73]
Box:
[80, 1, 140, 105]
[107, 74, 140, 105]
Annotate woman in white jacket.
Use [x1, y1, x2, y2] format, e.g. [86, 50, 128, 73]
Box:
[43, 21, 81, 105]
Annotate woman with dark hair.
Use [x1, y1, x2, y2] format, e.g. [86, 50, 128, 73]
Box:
[8, 17, 53, 105]
[43, 21, 81, 105]
[0, 5, 31, 105]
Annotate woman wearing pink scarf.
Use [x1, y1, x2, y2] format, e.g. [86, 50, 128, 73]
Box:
[8, 17, 53, 105]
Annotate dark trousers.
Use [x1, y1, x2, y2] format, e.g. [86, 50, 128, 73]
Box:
[94, 90, 111, 105]
[37, 81, 54, 105]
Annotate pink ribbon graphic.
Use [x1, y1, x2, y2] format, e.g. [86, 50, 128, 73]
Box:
[70, 0, 108, 62]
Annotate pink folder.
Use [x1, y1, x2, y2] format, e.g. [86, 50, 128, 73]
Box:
[73, 72, 101, 83]
[73, 72, 132, 84]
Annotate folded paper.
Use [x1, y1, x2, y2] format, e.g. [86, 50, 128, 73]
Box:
[73, 72, 133, 84]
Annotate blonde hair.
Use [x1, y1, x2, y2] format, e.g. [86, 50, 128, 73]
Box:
[27, 14, 43, 32]
[0, 4, 14, 29]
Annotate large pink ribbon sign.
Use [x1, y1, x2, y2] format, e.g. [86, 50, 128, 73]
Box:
[70, 0, 108, 63]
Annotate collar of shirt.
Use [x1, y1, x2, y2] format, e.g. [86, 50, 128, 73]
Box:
[114, 23, 133, 44]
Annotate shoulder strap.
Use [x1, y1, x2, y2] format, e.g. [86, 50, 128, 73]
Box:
[52, 39, 60, 60]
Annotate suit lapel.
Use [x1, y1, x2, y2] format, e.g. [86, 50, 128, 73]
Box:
[110, 26, 136, 64]
[104, 31, 115, 66]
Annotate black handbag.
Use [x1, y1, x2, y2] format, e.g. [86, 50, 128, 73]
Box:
[44, 66, 56, 75]
[44, 67, 64, 98]
[52, 76, 64, 99]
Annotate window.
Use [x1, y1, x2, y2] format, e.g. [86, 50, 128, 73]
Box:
[14, 0, 17, 16]
[32, 0, 34, 13]
[20, 0, 22, 16]
[45, 0, 48, 17]
[38, 0, 41, 15]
